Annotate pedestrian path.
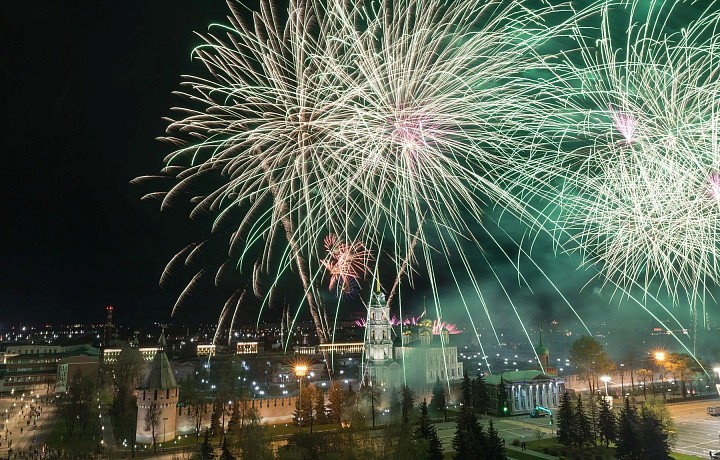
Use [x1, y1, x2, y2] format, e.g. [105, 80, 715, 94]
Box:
[506, 445, 559, 459]
[101, 413, 116, 450]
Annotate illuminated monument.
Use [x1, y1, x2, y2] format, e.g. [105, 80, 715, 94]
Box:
[135, 331, 179, 445]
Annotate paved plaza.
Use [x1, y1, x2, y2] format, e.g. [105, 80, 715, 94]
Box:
[669, 399, 720, 458]
[0, 393, 56, 458]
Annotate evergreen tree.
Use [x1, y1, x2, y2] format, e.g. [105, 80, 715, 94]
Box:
[430, 377, 447, 420]
[615, 398, 641, 460]
[414, 400, 443, 460]
[556, 391, 574, 448]
[400, 384, 415, 424]
[587, 395, 600, 446]
[598, 398, 616, 447]
[200, 428, 215, 459]
[327, 381, 344, 427]
[453, 394, 485, 459]
[496, 377, 509, 416]
[574, 395, 594, 449]
[210, 398, 222, 435]
[220, 438, 235, 460]
[390, 386, 401, 417]
[314, 388, 328, 425]
[227, 400, 241, 435]
[472, 374, 489, 415]
[486, 420, 505, 460]
[294, 383, 315, 430]
[461, 370, 472, 407]
[639, 406, 672, 459]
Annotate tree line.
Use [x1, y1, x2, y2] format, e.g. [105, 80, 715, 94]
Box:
[556, 392, 675, 459]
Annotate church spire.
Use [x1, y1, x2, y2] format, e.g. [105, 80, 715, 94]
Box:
[375, 267, 381, 293]
[158, 327, 168, 349]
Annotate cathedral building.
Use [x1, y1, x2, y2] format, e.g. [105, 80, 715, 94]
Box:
[136, 331, 180, 445]
[363, 287, 463, 390]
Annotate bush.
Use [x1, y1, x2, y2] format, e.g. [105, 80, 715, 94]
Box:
[542, 447, 550, 454]
[511, 439, 520, 447]
[595, 455, 604, 460]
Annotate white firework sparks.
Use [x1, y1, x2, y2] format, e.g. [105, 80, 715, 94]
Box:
[550, 0, 720, 308]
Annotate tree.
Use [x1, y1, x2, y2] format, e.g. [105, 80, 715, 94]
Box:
[430, 377, 447, 421]
[574, 395, 593, 449]
[210, 397, 222, 435]
[452, 401, 484, 459]
[638, 405, 673, 459]
[237, 422, 273, 460]
[144, 402, 161, 452]
[461, 371, 472, 407]
[180, 373, 210, 443]
[414, 400, 443, 460]
[294, 382, 315, 430]
[556, 391, 574, 448]
[472, 374, 489, 415]
[112, 345, 145, 411]
[227, 399, 241, 435]
[587, 395, 600, 446]
[360, 379, 382, 428]
[496, 377, 509, 416]
[314, 388, 328, 425]
[569, 336, 608, 394]
[400, 384, 415, 424]
[327, 382, 345, 427]
[220, 438, 236, 460]
[112, 345, 144, 456]
[598, 397, 616, 447]
[665, 352, 704, 399]
[615, 398, 641, 460]
[200, 428, 215, 459]
[58, 371, 96, 440]
[486, 420, 505, 460]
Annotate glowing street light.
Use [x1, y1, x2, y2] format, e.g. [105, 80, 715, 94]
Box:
[600, 376, 611, 396]
[654, 352, 665, 361]
[295, 365, 308, 430]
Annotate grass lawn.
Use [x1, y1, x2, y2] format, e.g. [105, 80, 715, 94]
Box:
[670, 454, 708, 460]
[507, 450, 556, 460]
[44, 415, 100, 454]
[524, 438, 616, 459]
[523, 438, 707, 460]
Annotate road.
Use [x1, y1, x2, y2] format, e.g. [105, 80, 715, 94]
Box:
[669, 399, 720, 458]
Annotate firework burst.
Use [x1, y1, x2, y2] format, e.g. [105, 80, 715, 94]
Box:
[549, 0, 720, 309]
[138, 0, 603, 365]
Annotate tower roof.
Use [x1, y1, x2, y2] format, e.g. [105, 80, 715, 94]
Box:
[139, 332, 178, 390]
[535, 328, 549, 356]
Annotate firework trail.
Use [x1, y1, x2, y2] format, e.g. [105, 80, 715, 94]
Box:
[137, 0, 605, 368]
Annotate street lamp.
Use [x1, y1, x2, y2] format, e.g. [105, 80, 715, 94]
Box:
[600, 376, 611, 396]
[713, 368, 720, 380]
[295, 365, 308, 430]
[654, 352, 665, 362]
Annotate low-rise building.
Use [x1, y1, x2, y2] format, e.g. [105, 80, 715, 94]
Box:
[2, 344, 98, 393]
[55, 355, 99, 393]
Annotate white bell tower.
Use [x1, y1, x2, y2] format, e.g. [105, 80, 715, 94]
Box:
[365, 286, 393, 362]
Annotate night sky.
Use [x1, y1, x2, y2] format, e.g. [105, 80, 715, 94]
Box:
[2, 0, 230, 326]
[0, 0, 712, 346]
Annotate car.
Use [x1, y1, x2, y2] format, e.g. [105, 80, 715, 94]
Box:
[710, 450, 720, 460]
